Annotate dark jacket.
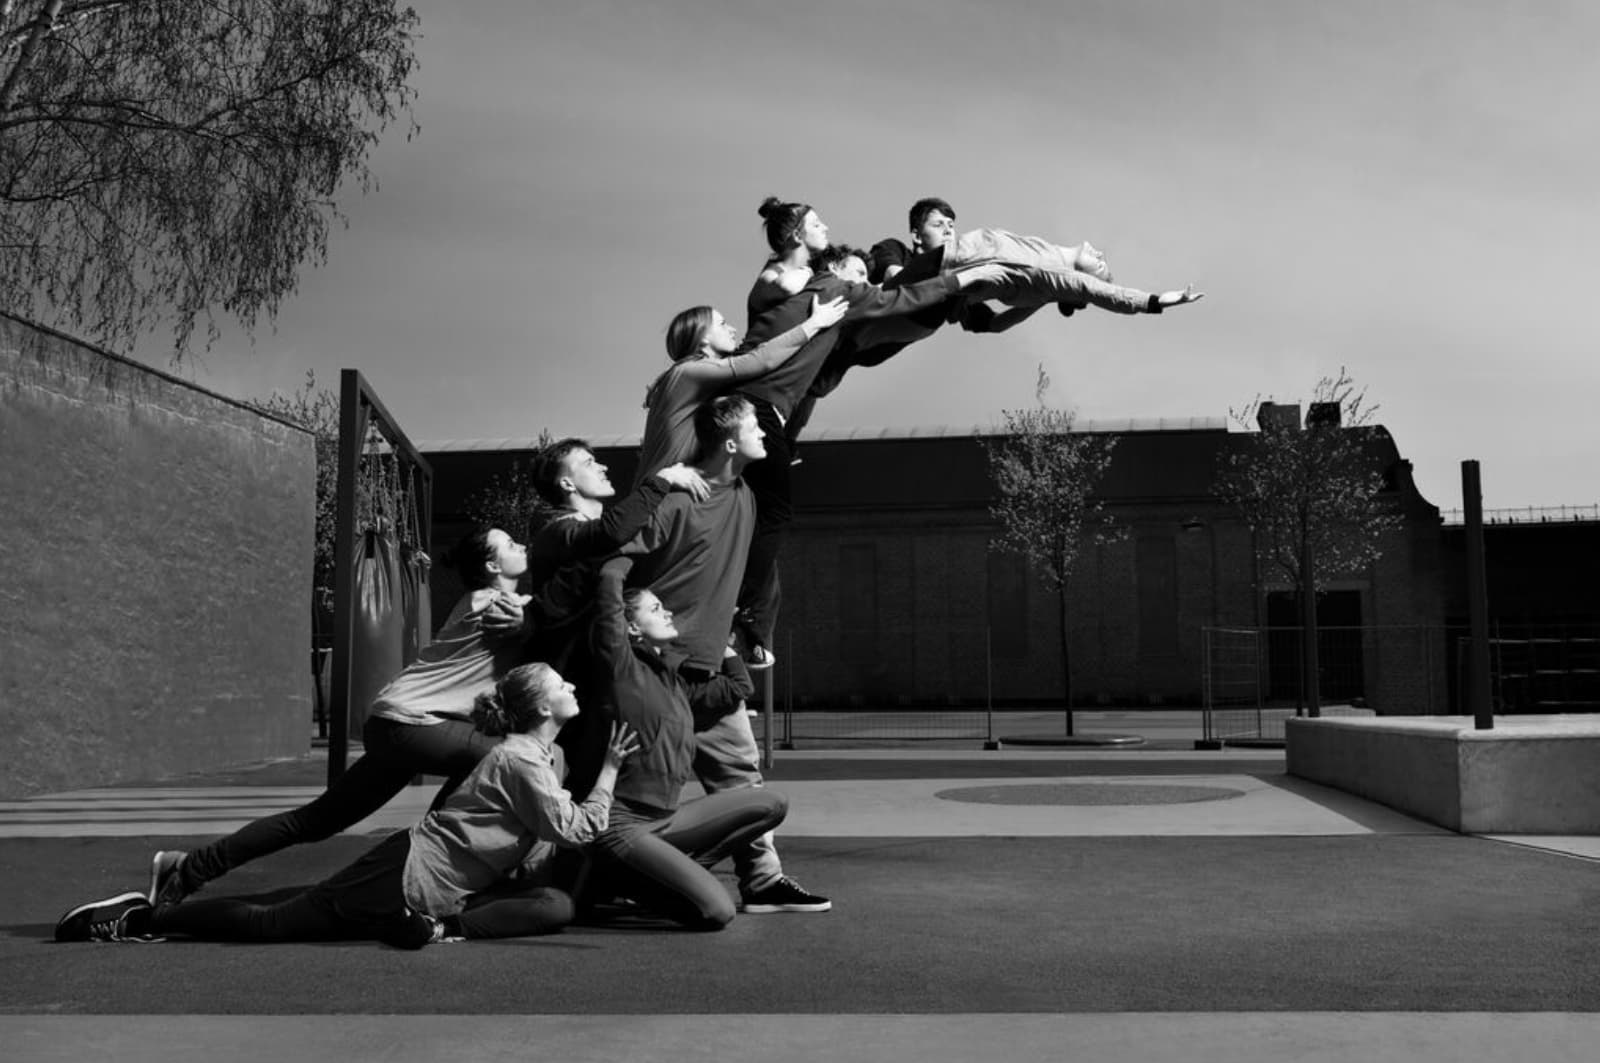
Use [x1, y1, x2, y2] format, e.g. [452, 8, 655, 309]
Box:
[590, 558, 752, 815]
[735, 271, 961, 418]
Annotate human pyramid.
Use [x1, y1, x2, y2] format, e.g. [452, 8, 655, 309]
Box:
[55, 197, 1202, 948]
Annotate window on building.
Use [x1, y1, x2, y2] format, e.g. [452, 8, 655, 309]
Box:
[986, 550, 1029, 659]
[838, 543, 878, 664]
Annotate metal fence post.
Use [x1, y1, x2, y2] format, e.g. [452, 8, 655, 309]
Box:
[760, 657, 775, 770]
[984, 623, 999, 750]
[1463, 461, 1493, 730]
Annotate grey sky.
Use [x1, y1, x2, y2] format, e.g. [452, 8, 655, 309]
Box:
[176, 0, 1600, 513]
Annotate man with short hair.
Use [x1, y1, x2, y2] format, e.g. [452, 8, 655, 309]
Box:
[503, 441, 705, 797]
[622, 395, 831, 914]
[869, 195, 1111, 294]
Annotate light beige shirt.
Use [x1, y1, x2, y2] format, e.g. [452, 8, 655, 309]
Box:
[402, 733, 613, 916]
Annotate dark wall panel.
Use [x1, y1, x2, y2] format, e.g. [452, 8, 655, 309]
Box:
[1, 315, 315, 796]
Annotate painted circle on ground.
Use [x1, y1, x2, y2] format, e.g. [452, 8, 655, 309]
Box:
[934, 783, 1247, 806]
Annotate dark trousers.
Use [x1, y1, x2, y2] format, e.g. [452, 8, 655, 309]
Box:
[181, 715, 499, 891]
[151, 830, 573, 944]
[734, 398, 790, 650]
[586, 788, 789, 930]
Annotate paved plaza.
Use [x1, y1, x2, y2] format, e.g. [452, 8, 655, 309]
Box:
[2, 742, 1596, 1062]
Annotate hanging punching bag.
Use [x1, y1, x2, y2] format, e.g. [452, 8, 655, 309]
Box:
[349, 526, 405, 735]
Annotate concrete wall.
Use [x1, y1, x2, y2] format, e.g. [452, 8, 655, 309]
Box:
[0, 314, 315, 797]
[1287, 715, 1600, 833]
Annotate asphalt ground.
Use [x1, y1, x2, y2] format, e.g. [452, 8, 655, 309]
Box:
[6, 833, 1599, 1015]
[3, 741, 1598, 1061]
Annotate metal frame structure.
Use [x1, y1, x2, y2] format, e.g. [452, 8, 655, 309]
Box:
[327, 369, 432, 785]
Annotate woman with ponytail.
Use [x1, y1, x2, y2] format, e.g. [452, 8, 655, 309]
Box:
[138, 528, 536, 911]
[634, 293, 848, 484]
[57, 664, 641, 948]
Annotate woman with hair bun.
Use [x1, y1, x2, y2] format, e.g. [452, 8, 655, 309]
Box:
[730, 197, 1016, 667]
[56, 664, 641, 948]
[136, 527, 537, 911]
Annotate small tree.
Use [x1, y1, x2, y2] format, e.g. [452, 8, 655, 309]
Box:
[982, 367, 1118, 735]
[253, 370, 339, 620]
[0, 1, 419, 357]
[463, 431, 558, 547]
[1216, 368, 1404, 714]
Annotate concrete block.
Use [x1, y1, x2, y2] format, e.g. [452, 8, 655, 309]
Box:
[1287, 715, 1600, 834]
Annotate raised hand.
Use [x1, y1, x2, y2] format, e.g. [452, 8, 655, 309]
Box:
[656, 462, 711, 502]
[481, 591, 528, 640]
[604, 721, 642, 769]
[805, 294, 849, 333]
[1156, 284, 1204, 308]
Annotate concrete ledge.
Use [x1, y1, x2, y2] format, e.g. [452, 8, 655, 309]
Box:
[1286, 715, 1600, 834]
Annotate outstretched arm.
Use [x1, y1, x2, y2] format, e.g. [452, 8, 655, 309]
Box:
[672, 296, 848, 386]
[589, 556, 637, 679]
[836, 263, 1014, 322]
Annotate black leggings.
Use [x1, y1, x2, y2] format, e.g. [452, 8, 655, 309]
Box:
[586, 788, 789, 930]
[149, 831, 573, 945]
[180, 716, 499, 892]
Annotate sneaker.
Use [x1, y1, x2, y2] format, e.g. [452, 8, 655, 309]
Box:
[55, 892, 163, 943]
[377, 908, 440, 951]
[147, 850, 189, 907]
[739, 876, 831, 914]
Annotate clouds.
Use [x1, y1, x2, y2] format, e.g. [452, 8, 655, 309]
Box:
[172, 0, 1599, 511]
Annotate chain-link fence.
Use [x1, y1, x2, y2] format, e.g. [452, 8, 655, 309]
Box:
[1199, 623, 1600, 746]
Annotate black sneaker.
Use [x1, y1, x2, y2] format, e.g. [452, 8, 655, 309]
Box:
[55, 892, 163, 943]
[739, 876, 831, 913]
[148, 850, 189, 907]
[377, 908, 441, 950]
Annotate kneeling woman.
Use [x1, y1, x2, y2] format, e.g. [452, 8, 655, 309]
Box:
[583, 556, 788, 930]
[56, 665, 639, 947]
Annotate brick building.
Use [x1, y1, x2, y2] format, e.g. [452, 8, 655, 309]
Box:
[421, 413, 1446, 712]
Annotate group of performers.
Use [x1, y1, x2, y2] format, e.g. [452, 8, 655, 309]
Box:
[55, 197, 1201, 948]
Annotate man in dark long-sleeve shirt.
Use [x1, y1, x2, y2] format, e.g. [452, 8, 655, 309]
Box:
[505, 440, 706, 797]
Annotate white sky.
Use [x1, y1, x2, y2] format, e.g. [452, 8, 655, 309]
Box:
[163, 0, 1600, 513]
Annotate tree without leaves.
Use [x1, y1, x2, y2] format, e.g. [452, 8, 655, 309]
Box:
[0, 0, 419, 357]
[1216, 368, 1404, 594]
[1216, 368, 1405, 714]
[981, 367, 1118, 731]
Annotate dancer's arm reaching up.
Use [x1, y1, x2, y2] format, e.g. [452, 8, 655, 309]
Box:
[669, 295, 847, 387]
